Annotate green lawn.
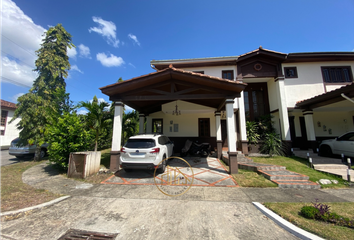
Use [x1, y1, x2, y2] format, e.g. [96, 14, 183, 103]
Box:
[264, 202, 354, 240]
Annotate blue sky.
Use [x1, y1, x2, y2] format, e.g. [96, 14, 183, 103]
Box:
[1, 0, 354, 112]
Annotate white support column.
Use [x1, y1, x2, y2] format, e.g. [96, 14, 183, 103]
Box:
[238, 92, 248, 155]
[110, 101, 124, 172]
[215, 112, 222, 159]
[303, 110, 317, 153]
[146, 116, 152, 133]
[225, 99, 238, 174]
[139, 114, 145, 134]
[275, 77, 291, 155]
[275, 78, 291, 140]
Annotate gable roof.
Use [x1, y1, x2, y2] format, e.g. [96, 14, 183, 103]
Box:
[151, 47, 354, 70]
[1, 99, 17, 110]
[100, 65, 247, 114]
[296, 83, 354, 109]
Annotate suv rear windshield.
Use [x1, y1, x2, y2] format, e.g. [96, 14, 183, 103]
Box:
[125, 139, 156, 148]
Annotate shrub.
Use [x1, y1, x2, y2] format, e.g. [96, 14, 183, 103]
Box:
[300, 206, 319, 219]
[246, 121, 260, 144]
[260, 132, 284, 157]
[300, 200, 354, 229]
[46, 112, 94, 169]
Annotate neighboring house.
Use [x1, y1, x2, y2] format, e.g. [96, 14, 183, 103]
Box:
[100, 47, 354, 173]
[0, 100, 20, 149]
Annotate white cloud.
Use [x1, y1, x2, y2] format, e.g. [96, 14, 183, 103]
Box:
[77, 109, 88, 115]
[67, 46, 77, 59]
[89, 98, 106, 104]
[71, 65, 83, 74]
[1, 0, 45, 87]
[11, 93, 25, 102]
[2, 57, 37, 87]
[89, 17, 119, 47]
[128, 34, 140, 46]
[96, 53, 124, 67]
[78, 44, 91, 58]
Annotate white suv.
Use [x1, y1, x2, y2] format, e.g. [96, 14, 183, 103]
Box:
[120, 134, 174, 173]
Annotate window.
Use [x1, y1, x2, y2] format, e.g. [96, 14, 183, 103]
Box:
[243, 83, 270, 121]
[321, 66, 353, 83]
[193, 71, 204, 74]
[222, 70, 234, 80]
[1, 110, 8, 126]
[125, 139, 156, 148]
[152, 119, 163, 134]
[198, 118, 210, 137]
[1, 110, 8, 136]
[284, 67, 298, 78]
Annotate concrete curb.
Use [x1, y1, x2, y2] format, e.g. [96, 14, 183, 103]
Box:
[252, 202, 324, 240]
[0, 196, 70, 217]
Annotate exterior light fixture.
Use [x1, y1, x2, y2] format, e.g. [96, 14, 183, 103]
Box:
[172, 101, 181, 116]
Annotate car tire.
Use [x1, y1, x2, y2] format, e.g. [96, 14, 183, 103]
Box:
[40, 149, 46, 158]
[319, 145, 332, 157]
[157, 155, 167, 174]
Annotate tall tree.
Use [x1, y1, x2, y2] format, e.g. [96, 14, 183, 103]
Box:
[78, 96, 111, 152]
[11, 24, 74, 161]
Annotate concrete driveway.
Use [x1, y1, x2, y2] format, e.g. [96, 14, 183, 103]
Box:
[103, 156, 238, 187]
[0, 150, 26, 166]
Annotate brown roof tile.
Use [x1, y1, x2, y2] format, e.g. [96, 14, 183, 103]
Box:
[1, 99, 17, 109]
[100, 65, 246, 91]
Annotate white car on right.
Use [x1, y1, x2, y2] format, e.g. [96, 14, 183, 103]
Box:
[319, 131, 354, 158]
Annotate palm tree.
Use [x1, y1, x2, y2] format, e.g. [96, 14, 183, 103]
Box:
[78, 96, 111, 151]
[121, 110, 139, 145]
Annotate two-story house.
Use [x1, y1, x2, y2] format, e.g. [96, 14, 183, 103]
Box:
[100, 47, 354, 173]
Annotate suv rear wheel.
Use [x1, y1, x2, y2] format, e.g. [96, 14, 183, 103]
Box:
[157, 155, 167, 174]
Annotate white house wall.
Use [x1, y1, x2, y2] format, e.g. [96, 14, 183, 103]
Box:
[0, 109, 20, 147]
[149, 111, 216, 137]
[182, 66, 238, 80]
[282, 61, 354, 107]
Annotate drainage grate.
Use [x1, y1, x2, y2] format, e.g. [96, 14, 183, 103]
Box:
[58, 229, 118, 240]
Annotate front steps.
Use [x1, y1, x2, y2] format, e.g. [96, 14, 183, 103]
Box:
[221, 152, 320, 189]
[238, 161, 320, 189]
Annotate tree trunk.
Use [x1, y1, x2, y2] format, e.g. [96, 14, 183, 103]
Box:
[34, 145, 41, 161]
[94, 132, 98, 152]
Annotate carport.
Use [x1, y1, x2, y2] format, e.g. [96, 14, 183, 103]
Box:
[100, 65, 247, 174]
[295, 83, 354, 152]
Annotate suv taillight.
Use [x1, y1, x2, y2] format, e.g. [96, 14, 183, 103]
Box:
[120, 147, 126, 153]
[150, 148, 160, 153]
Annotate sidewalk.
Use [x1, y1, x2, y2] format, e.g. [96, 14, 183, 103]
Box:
[293, 149, 354, 182]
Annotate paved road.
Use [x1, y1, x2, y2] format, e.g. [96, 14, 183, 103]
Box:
[3, 162, 354, 239]
[0, 150, 25, 166]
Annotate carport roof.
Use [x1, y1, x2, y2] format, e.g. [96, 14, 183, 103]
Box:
[296, 83, 354, 110]
[100, 66, 247, 115]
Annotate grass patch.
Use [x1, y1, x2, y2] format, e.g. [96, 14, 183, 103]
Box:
[264, 202, 354, 240]
[219, 158, 277, 187]
[1, 160, 62, 212]
[251, 156, 348, 188]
